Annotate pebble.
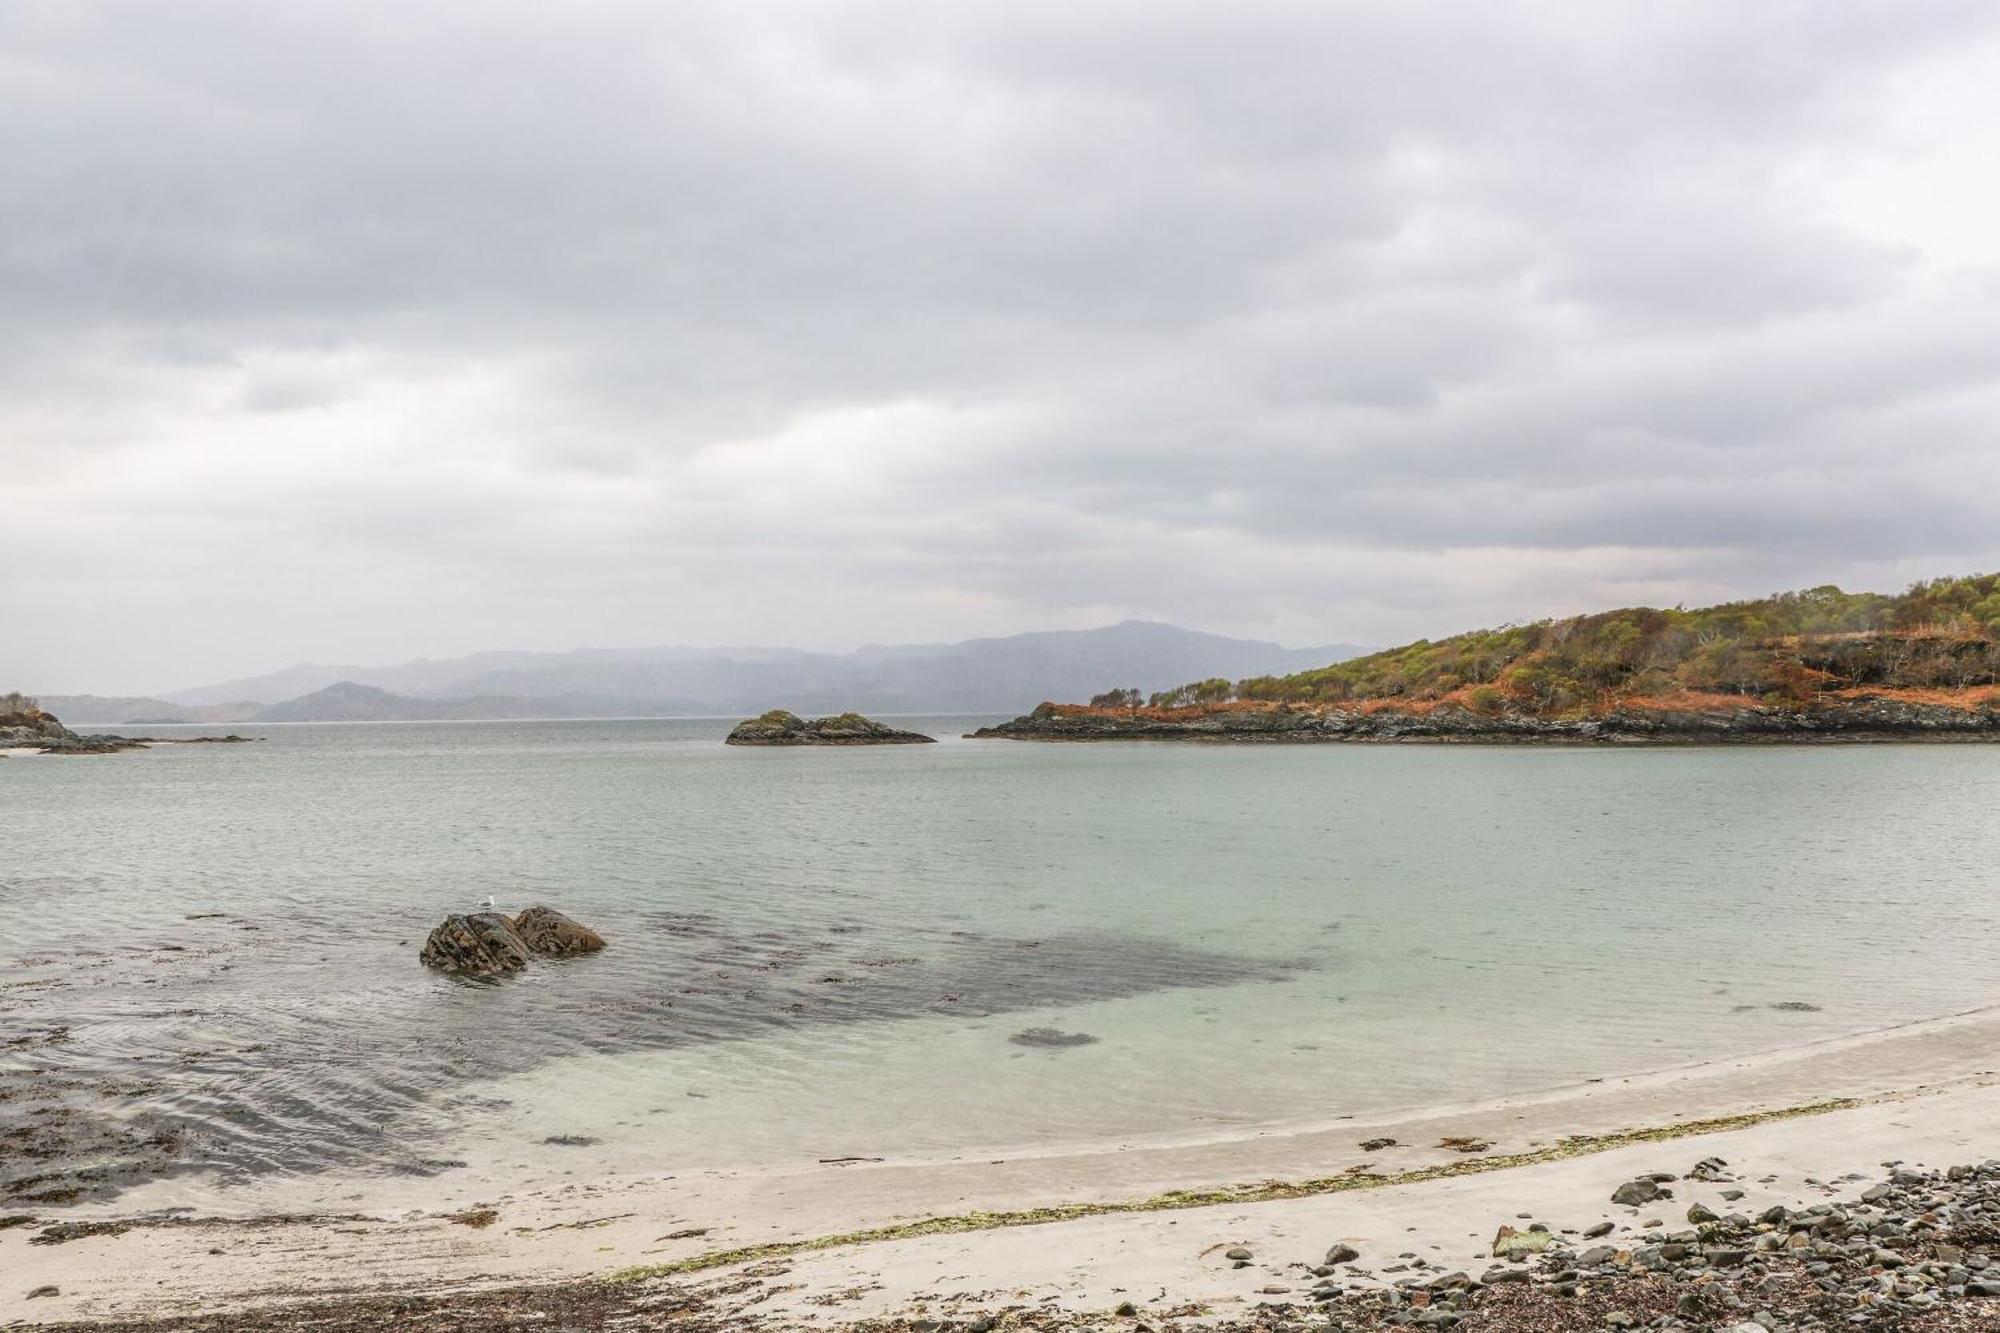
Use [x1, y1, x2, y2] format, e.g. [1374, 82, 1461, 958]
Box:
[1283, 1159, 2000, 1331]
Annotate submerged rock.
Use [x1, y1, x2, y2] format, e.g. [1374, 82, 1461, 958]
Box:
[510, 905, 606, 957]
[725, 710, 936, 746]
[1009, 1027, 1100, 1048]
[419, 912, 531, 978]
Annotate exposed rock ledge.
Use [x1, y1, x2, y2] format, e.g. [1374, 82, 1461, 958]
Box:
[970, 696, 2000, 744]
[726, 710, 936, 746]
[2, 696, 257, 754]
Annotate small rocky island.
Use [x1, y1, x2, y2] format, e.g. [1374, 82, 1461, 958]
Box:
[725, 709, 936, 745]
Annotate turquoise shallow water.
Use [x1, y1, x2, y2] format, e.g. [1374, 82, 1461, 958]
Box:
[6, 719, 2000, 1213]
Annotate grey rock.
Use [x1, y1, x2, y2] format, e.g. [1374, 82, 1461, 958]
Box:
[419, 912, 530, 977]
[509, 905, 606, 957]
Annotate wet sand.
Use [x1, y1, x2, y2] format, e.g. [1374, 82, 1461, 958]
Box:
[11, 1004, 2000, 1328]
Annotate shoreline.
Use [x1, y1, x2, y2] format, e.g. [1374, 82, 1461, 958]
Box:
[970, 729, 2000, 745]
[968, 693, 2000, 744]
[45, 997, 2000, 1227]
[15, 1003, 2000, 1328]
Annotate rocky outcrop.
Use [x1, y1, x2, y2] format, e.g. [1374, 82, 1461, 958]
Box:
[725, 710, 936, 745]
[0, 698, 145, 753]
[0, 696, 71, 746]
[0, 695, 255, 754]
[419, 906, 606, 977]
[970, 695, 2000, 744]
[419, 913, 532, 977]
[510, 905, 605, 957]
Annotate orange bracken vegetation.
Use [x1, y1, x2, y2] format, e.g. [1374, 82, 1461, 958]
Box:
[1076, 576, 2000, 723]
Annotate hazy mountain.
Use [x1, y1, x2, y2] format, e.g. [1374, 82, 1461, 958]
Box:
[253, 682, 590, 723]
[36, 695, 261, 725]
[159, 623, 1369, 719]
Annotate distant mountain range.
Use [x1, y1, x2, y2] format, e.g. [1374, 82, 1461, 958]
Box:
[40, 622, 1370, 724]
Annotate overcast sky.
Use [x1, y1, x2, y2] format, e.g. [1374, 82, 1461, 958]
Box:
[7, 1, 2000, 694]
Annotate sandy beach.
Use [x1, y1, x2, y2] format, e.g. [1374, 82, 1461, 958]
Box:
[11, 1003, 2000, 1329]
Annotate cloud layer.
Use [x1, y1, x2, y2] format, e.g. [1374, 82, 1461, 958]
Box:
[7, 1, 2000, 692]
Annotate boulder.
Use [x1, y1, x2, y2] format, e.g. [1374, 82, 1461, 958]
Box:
[420, 913, 530, 977]
[510, 905, 606, 957]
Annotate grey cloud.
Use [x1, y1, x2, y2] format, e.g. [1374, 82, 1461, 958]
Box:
[5, 0, 2000, 693]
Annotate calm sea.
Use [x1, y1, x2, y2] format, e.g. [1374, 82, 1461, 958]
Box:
[6, 719, 2000, 1215]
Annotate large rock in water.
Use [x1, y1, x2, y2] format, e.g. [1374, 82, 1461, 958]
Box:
[725, 710, 936, 745]
[511, 905, 606, 957]
[420, 912, 531, 977]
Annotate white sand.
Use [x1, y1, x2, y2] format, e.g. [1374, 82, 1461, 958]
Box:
[723, 1086, 2000, 1326]
[10, 1004, 2000, 1326]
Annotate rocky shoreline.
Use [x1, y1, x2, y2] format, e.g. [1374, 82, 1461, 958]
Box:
[1228, 1155, 2000, 1332]
[969, 696, 2000, 744]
